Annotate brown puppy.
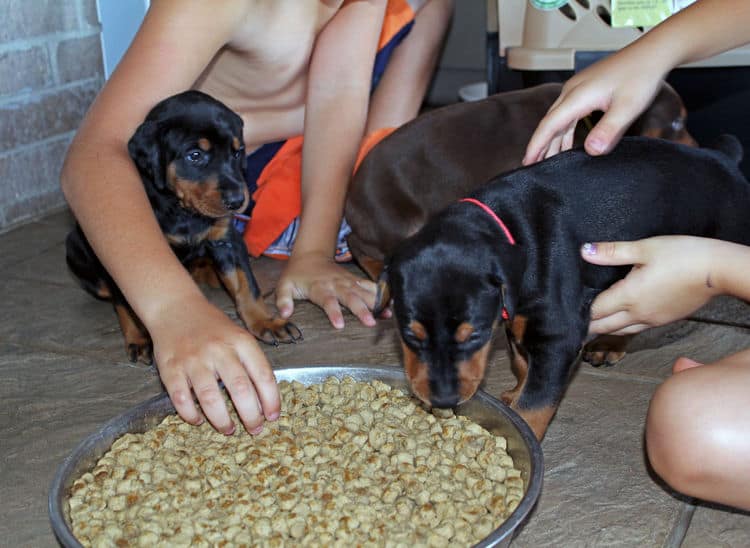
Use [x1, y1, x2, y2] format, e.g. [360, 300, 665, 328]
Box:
[345, 82, 696, 281]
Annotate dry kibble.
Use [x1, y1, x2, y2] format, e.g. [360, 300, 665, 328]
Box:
[69, 377, 524, 547]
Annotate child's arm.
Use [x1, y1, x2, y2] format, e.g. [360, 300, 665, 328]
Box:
[274, 0, 389, 329]
[579, 236, 750, 336]
[60, 0, 280, 435]
[524, 0, 750, 163]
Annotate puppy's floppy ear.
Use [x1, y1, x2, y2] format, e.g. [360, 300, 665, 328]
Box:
[372, 266, 391, 318]
[127, 120, 165, 189]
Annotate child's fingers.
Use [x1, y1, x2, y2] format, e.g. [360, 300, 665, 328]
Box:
[588, 307, 650, 335]
[583, 110, 631, 156]
[188, 367, 236, 435]
[581, 241, 643, 266]
[320, 294, 345, 329]
[342, 290, 376, 327]
[220, 366, 264, 434]
[275, 281, 295, 319]
[237, 339, 280, 422]
[561, 122, 577, 152]
[161, 367, 204, 426]
[544, 134, 564, 160]
[523, 90, 594, 164]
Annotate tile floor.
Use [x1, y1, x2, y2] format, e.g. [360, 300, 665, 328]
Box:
[1, 209, 749, 547]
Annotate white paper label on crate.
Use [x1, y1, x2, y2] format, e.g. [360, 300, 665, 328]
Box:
[529, 0, 569, 10]
[612, 0, 697, 28]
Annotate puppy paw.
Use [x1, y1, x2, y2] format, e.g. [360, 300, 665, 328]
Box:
[126, 340, 153, 365]
[250, 318, 303, 346]
[582, 349, 626, 367]
[500, 389, 518, 406]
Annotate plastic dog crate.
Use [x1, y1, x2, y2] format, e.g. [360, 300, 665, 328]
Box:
[485, 0, 750, 180]
[493, 0, 750, 74]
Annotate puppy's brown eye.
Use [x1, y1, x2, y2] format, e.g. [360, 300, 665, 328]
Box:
[234, 147, 245, 160]
[671, 118, 685, 132]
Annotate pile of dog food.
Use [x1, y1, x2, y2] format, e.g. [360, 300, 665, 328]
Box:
[68, 376, 525, 547]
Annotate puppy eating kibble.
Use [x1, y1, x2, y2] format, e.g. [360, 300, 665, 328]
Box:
[374, 136, 750, 440]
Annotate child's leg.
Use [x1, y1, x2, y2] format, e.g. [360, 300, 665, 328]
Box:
[645, 347, 750, 510]
[366, 0, 454, 132]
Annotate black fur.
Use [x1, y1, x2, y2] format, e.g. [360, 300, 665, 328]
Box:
[380, 136, 750, 439]
[66, 90, 301, 363]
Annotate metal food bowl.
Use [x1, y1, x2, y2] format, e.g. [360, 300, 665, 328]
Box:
[49, 364, 543, 547]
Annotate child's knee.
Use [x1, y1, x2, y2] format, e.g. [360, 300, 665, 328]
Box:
[645, 371, 711, 489]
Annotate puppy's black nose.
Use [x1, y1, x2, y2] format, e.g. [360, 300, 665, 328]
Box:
[430, 394, 459, 409]
[223, 195, 245, 211]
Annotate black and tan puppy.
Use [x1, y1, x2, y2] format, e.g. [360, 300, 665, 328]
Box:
[66, 90, 300, 363]
[374, 136, 750, 440]
[346, 82, 695, 281]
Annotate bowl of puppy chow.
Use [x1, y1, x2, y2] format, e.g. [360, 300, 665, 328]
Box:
[49, 364, 543, 548]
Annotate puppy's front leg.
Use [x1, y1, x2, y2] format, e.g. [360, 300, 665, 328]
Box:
[207, 230, 302, 345]
[501, 319, 584, 440]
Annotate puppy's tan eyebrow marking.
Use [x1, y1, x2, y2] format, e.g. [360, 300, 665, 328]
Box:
[232, 137, 241, 150]
[198, 138, 211, 151]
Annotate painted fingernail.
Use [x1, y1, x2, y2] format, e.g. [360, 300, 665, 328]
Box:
[588, 138, 606, 154]
[224, 423, 236, 436]
[267, 411, 280, 421]
[582, 242, 597, 255]
[250, 424, 263, 435]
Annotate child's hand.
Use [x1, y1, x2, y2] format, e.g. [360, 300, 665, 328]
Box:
[148, 295, 280, 435]
[275, 251, 378, 329]
[581, 236, 723, 335]
[523, 51, 665, 165]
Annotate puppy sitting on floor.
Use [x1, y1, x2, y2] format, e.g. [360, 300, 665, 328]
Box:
[373, 136, 750, 440]
[66, 90, 300, 364]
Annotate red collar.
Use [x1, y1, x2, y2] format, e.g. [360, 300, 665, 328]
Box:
[459, 198, 516, 245]
[459, 198, 515, 320]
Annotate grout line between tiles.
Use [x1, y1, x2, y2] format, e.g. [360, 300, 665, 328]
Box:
[577, 367, 665, 385]
[663, 501, 696, 548]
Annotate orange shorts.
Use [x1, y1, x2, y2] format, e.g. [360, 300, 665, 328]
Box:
[241, 0, 417, 259]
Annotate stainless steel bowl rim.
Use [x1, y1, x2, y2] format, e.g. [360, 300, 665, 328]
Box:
[49, 364, 543, 548]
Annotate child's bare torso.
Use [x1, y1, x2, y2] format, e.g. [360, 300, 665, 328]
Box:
[193, 0, 344, 150]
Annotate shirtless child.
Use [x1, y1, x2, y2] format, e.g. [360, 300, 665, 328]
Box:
[61, 0, 453, 435]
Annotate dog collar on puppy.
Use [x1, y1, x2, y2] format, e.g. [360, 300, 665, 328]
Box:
[459, 198, 516, 245]
[459, 198, 515, 321]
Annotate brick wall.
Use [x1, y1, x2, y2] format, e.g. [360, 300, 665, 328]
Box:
[0, 0, 103, 231]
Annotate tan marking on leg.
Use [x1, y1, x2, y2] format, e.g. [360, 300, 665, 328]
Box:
[502, 317, 529, 405]
[409, 320, 427, 341]
[358, 255, 385, 282]
[510, 314, 528, 342]
[113, 303, 151, 364]
[373, 278, 391, 317]
[218, 266, 296, 344]
[189, 258, 221, 288]
[514, 405, 557, 441]
[501, 342, 529, 407]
